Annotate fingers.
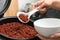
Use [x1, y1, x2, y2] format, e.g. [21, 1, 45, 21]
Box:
[32, 0, 48, 14]
[38, 3, 47, 14]
[34, 0, 44, 6]
[39, 8, 47, 14]
[38, 2, 46, 9]
[32, 1, 47, 14]
[32, 0, 44, 10]
[36, 34, 60, 40]
[50, 33, 60, 38]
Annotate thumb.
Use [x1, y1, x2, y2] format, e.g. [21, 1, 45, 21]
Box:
[50, 33, 60, 38]
[38, 2, 45, 10]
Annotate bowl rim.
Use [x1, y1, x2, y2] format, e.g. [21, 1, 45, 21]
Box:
[34, 18, 60, 28]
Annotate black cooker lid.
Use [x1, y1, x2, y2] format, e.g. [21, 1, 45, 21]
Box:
[0, 0, 11, 15]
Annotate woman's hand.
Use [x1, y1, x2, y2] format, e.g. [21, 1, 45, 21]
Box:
[37, 33, 60, 40]
[32, 0, 60, 14]
[32, 0, 47, 14]
[32, 0, 55, 14]
[50, 33, 60, 39]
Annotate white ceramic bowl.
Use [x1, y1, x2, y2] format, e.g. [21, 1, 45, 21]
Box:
[34, 18, 60, 37]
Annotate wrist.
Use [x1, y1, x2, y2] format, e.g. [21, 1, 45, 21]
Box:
[50, 0, 56, 7]
[51, 0, 60, 8]
[45, 0, 55, 8]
